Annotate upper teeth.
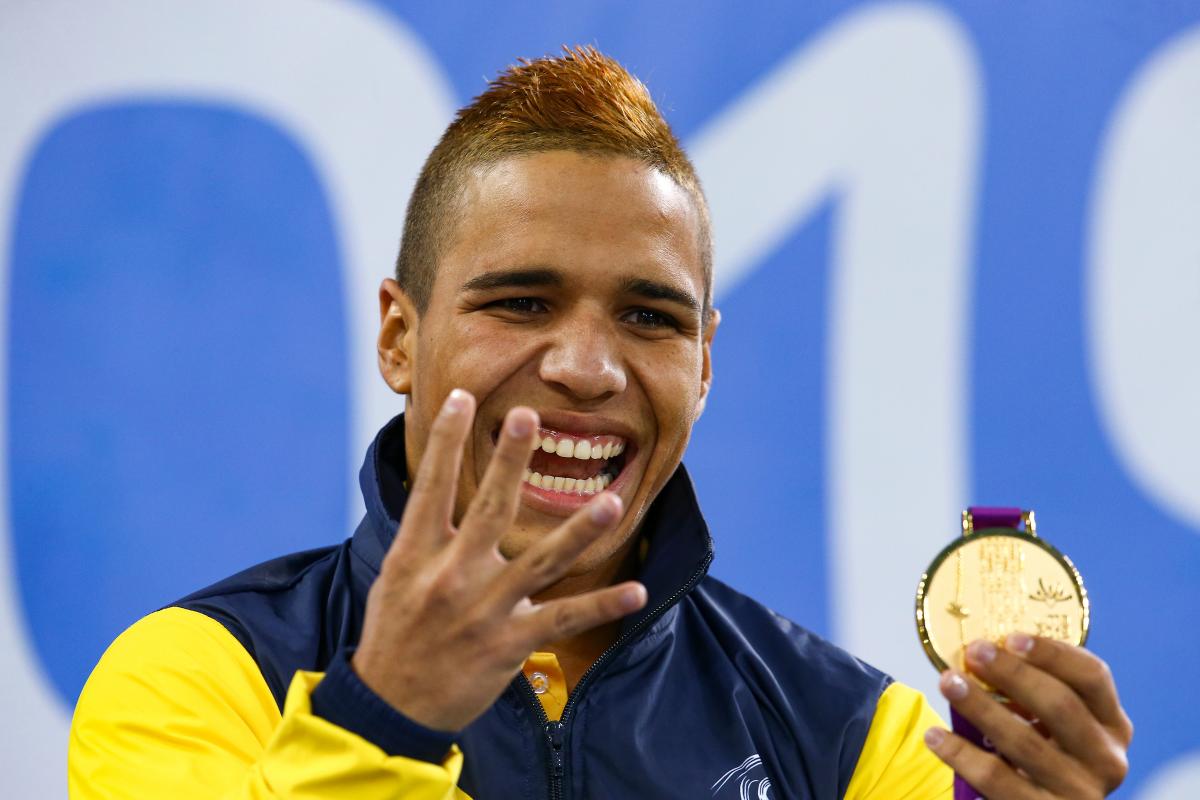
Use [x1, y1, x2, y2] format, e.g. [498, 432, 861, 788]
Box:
[534, 432, 625, 461]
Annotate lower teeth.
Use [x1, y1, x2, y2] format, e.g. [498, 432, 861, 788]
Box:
[523, 469, 612, 494]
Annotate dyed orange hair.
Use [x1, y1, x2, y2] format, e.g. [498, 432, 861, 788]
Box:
[394, 46, 712, 317]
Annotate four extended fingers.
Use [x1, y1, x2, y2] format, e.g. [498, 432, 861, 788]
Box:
[386, 393, 644, 646]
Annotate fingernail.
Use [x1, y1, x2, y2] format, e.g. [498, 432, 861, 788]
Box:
[621, 584, 647, 611]
[941, 670, 969, 700]
[507, 409, 533, 437]
[968, 639, 997, 664]
[444, 388, 469, 414]
[924, 727, 946, 748]
[1007, 632, 1034, 655]
[589, 494, 619, 525]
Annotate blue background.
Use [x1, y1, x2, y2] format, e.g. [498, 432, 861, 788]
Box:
[6, 2, 1198, 795]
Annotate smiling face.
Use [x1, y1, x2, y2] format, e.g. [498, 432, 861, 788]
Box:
[379, 150, 717, 575]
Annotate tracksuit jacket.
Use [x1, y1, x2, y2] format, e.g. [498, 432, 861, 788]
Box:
[69, 414, 951, 798]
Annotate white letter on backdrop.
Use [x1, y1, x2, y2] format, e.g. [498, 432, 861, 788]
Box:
[690, 2, 981, 697]
[1088, 25, 1200, 534]
[0, 2, 454, 795]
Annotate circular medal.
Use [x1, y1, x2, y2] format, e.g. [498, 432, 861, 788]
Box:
[915, 509, 1089, 676]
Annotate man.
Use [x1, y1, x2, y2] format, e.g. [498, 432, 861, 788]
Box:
[69, 47, 1131, 798]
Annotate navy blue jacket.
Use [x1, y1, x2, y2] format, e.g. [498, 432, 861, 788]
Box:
[176, 416, 899, 799]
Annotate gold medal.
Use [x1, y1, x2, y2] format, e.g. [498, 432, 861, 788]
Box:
[916, 509, 1089, 678]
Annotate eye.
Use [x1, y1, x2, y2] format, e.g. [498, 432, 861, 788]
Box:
[488, 297, 547, 315]
[622, 308, 679, 329]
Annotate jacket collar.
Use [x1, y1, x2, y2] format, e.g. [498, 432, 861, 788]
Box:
[351, 414, 714, 626]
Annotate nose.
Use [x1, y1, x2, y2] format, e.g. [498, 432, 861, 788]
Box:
[538, 313, 627, 401]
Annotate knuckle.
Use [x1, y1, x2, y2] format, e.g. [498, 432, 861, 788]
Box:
[997, 650, 1026, 681]
[458, 615, 492, 647]
[1080, 657, 1112, 694]
[493, 634, 527, 667]
[524, 548, 559, 584]
[976, 754, 1007, 786]
[378, 547, 411, 581]
[1098, 742, 1129, 789]
[427, 569, 464, 604]
[1119, 712, 1134, 744]
[998, 725, 1041, 765]
[552, 603, 580, 636]
[471, 491, 505, 520]
[939, 734, 964, 759]
[1046, 690, 1083, 720]
[408, 474, 443, 504]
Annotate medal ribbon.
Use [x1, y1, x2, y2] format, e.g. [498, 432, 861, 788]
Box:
[969, 506, 1024, 531]
[950, 706, 992, 800]
[950, 505, 1024, 800]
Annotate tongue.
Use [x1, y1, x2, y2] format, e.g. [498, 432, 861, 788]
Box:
[529, 451, 606, 480]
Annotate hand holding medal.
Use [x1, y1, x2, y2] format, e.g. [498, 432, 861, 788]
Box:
[916, 507, 1133, 799]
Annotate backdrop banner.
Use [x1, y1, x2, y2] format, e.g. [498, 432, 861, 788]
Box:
[2, 2, 1197, 796]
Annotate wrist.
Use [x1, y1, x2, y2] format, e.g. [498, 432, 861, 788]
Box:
[351, 647, 467, 732]
[312, 648, 458, 762]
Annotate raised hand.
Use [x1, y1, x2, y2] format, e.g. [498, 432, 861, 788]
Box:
[350, 389, 648, 732]
[925, 634, 1133, 799]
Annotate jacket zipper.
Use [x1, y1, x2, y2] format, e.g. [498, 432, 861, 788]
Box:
[518, 551, 713, 800]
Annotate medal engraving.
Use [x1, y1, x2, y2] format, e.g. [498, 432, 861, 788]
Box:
[916, 521, 1088, 675]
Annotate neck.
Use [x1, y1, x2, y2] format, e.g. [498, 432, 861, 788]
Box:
[531, 534, 641, 691]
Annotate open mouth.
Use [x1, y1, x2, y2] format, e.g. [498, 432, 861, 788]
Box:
[523, 428, 629, 496]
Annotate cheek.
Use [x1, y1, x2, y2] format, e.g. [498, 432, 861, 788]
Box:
[640, 356, 704, 442]
[419, 320, 508, 395]
[453, 319, 537, 378]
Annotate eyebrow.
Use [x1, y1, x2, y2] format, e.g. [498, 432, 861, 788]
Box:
[459, 267, 701, 315]
[459, 268, 563, 294]
[619, 277, 701, 314]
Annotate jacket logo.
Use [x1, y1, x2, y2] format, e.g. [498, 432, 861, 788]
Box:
[711, 753, 773, 799]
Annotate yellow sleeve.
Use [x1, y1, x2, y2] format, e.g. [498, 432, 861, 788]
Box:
[842, 681, 953, 800]
[68, 606, 471, 799]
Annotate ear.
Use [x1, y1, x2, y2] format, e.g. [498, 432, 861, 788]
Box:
[377, 278, 419, 395]
[694, 307, 720, 418]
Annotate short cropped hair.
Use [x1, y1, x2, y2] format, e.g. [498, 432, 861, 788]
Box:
[394, 46, 712, 319]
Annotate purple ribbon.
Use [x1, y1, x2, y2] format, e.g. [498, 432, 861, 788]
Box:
[953, 507, 1024, 798]
[950, 708, 994, 799]
[968, 506, 1023, 531]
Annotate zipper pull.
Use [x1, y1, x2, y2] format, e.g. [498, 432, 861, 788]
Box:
[546, 721, 566, 778]
[546, 720, 565, 750]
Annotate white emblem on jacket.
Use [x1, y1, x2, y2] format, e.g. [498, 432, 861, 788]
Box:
[711, 753, 773, 799]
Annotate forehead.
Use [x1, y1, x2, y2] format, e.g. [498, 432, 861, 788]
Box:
[437, 151, 704, 297]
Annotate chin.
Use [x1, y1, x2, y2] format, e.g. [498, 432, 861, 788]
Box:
[500, 520, 634, 577]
